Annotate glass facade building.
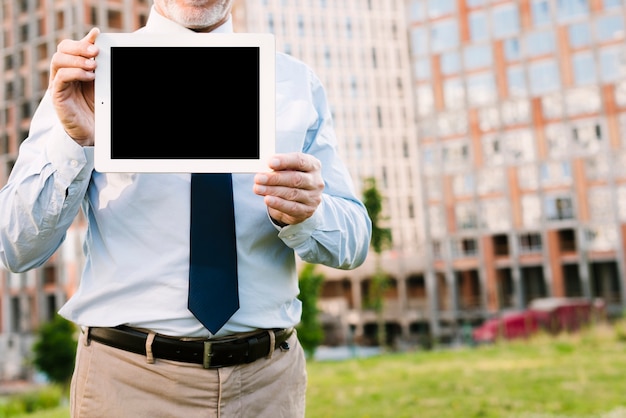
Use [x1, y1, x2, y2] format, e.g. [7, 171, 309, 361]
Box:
[410, 0, 626, 338]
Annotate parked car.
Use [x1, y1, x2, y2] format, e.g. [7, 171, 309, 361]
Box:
[472, 297, 606, 343]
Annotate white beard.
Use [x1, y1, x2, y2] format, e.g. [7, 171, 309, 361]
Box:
[155, 0, 231, 30]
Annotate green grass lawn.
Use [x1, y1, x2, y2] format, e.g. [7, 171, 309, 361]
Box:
[306, 324, 626, 418]
[9, 322, 626, 418]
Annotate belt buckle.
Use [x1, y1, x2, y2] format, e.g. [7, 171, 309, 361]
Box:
[203, 341, 213, 369]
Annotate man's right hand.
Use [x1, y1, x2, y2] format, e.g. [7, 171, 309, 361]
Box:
[49, 27, 100, 147]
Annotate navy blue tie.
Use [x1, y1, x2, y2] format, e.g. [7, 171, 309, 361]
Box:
[188, 173, 239, 334]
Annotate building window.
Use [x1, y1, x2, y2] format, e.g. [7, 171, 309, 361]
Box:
[556, 0, 590, 22]
[324, 45, 331, 67]
[416, 85, 434, 116]
[56, 9, 68, 29]
[529, 60, 560, 96]
[455, 202, 478, 230]
[20, 24, 28, 43]
[588, 187, 615, 222]
[414, 58, 431, 81]
[617, 184, 626, 221]
[483, 134, 504, 165]
[411, 27, 429, 56]
[507, 66, 527, 98]
[531, 0, 551, 26]
[543, 95, 564, 119]
[441, 51, 461, 75]
[467, 0, 488, 7]
[432, 240, 443, 259]
[616, 82, 626, 107]
[571, 119, 602, 154]
[464, 44, 492, 70]
[484, 129, 534, 165]
[428, 0, 456, 18]
[451, 238, 478, 258]
[108, 10, 123, 29]
[599, 46, 621, 83]
[585, 225, 618, 251]
[544, 195, 575, 221]
[410, 0, 427, 21]
[492, 4, 520, 39]
[345, 16, 352, 39]
[442, 139, 471, 171]
[565, 87, 601, 115]
[478, 106, 500, 131]
[11, 296, 21, 332]
[522, 194, 542, 227]
[539, 160, 572, 186]
[431, 19, 459, 52]
[437, 110, 468, 136]
[502, 99, 530, 125]
[5, 81, 14, 100]
[595, 14, 624, 43]
[558, 228, 577, 252]
[428, 205, 445, 238]
[4, 54, 13, 70]
[425, 176, 442, 200]
[467, 73, 496, 106]
[422, 144, 440, 174]
[1, 133, 8, 155]
[568, 22, 592, 48]
[493, 234, 510, 256]
[480, 198, 511, 231]
[518, 233, 543, 254]
[503, 38, 521, 61]
[585, 155, 610, 180]
[525, 30, 556, 57]
[468, 11, 489, 41]
[518, 164, 539, 190]
[297, 15, 305, 37]
[443, 77, 466, 110]
[46, 294, 57, 321]
[477, 167, 505, 193]
[43, 265, 57, 285]
[452, 173, 475, 196]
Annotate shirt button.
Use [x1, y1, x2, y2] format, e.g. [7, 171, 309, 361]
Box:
[70, 160, 78, 167]
[288, 234, 295, 239]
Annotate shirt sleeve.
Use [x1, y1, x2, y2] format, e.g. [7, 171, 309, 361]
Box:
[279, 68, 372, 270]
[0, 91, 94, 272]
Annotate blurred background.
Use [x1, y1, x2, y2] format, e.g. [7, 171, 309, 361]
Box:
[2, 0, 626, 389]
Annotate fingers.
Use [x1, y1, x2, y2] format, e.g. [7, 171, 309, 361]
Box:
[50, 28, 100, 86]
[254, 153, 324, 225]
[267, 152, 320, 173]
[265, 198, 317, 226]
[254, 154, 323, 192]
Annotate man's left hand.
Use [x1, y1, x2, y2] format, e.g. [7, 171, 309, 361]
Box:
[253, 153, 324, 226]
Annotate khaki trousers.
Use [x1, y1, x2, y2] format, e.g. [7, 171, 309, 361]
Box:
[70, 330, 307, 418]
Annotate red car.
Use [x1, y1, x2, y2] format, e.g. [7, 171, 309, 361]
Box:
[472, 297, 605, 343]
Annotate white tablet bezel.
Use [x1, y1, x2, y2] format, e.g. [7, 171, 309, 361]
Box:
[94, 32, 275, 173]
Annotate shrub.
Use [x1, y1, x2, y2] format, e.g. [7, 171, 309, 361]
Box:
[31, 315, 77, 389]
[0, 385, 63, 417]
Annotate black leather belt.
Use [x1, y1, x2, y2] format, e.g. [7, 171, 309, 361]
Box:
[87, 325, 293, 369]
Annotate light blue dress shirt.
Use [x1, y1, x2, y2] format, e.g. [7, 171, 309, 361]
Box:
[0, 8, 371, 337]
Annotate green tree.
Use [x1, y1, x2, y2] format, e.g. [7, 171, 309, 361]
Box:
[297, 263, 325, 359]
[32, 314, 77, 390]
[362, 177, 392, 349]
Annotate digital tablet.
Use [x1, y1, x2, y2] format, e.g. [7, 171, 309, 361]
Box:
[94, 32, 275, 173]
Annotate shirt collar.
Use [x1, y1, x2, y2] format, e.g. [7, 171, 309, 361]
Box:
[143, 5, 234, 34]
